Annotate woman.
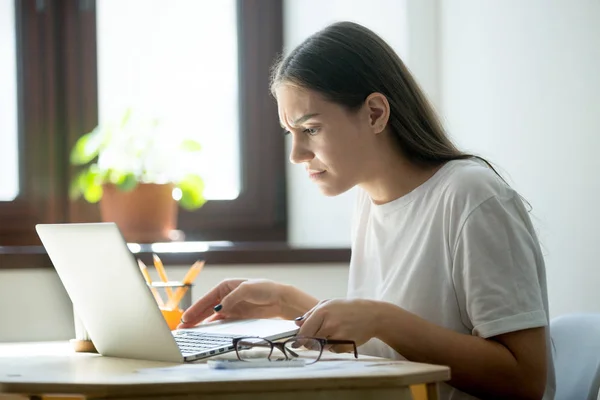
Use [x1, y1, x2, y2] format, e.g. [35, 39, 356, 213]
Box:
[180, 22, 553, 400]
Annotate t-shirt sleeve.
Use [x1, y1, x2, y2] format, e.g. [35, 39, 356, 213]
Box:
[451, 194, 548, 338]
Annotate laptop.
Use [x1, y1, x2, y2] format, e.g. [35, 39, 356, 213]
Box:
[35, 222, 299, 363]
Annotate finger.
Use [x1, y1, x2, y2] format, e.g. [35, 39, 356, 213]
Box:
[179, 286, 222, 327]
[178, 301, 238, 329]
[180, 279, 244, 327]
[203, 304, 250, 323]
[177, 310, 229, 329]
[294, 309, 313, 327]
[294, 299, 326, 326]
[297, 309, 325, 338]
[217, 283, 257, 316]
[293, 312, 325, 350]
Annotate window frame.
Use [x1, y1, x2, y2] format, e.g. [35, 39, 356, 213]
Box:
[0, 0, 66, 246]
[0, 0, 287, 245]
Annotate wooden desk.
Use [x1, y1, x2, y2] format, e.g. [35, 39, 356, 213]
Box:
[0, 342, 450, 400]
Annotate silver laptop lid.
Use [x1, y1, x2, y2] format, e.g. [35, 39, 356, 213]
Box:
[36, 223, 183, 363]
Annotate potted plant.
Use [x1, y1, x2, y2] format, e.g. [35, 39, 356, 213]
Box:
[69, 109, 206, 243]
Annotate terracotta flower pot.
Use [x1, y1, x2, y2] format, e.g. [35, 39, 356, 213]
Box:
[99, 183, 177, 243]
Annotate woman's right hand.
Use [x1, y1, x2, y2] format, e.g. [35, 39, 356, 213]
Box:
[177, 279, 318, 329]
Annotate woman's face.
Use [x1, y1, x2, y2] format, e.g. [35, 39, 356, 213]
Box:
[276, 85, 376, 196]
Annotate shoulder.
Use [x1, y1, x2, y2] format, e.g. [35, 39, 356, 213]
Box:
[436, 158, 517, 213]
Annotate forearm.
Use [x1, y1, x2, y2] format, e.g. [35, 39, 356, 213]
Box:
[278, 284, 319, 320]
[373, 301, 542, 400]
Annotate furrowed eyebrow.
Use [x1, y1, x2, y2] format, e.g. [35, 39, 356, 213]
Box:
[292, 113, 320, 126]
[280, 113, 320, 130]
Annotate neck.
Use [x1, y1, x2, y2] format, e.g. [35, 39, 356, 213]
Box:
[358, 134, 443, 205]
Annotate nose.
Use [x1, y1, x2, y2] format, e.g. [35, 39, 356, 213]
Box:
[288, 135, 314, 165]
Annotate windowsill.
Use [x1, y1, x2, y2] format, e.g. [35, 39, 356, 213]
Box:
[0, 241, 351, 269]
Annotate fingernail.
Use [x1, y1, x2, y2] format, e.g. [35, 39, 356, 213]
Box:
[214, 304, 223, 312]
[294, 316, 304, 321]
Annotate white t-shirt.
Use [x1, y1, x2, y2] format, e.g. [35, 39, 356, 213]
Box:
[347, 159, 555, 400]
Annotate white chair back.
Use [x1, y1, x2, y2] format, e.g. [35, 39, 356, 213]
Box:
[551, 313, 600, 400]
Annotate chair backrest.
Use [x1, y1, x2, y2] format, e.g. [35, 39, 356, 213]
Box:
[551, 313, 600, 400]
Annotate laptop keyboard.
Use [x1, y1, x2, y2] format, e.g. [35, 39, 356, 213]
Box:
[173, 330, 238, 357]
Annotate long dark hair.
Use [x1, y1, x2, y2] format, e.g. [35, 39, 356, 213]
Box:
[270, 21, 490, 170]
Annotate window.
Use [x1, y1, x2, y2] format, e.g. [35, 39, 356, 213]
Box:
[0, 0, 19, 202]
[96, 0, 240, 200]
[0, 0, 285, 246]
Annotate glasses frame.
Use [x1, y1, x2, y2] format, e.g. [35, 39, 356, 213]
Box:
[232, 336, 358, 365]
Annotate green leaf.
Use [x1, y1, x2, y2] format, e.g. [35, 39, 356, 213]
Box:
[83, 183, 103, 203]
[180, 139, 202, 152]
[177, 174, 206, 210]
[117, 173, 138, 192]
[81, 168, 103, 203]
[107, 169, 136, 187]
[70, 129, 102, 166]
[70, 167, 104, 203]
[107, 169, 125, 185]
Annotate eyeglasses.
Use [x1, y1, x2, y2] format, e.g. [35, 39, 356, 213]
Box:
[232, 336, 358, 365]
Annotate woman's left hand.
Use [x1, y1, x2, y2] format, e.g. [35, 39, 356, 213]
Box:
[295, 298, 380, 352]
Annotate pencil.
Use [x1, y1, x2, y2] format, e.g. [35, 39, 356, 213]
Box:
[137, 259, 165, 308]
[153, 254, 173, 301]
[182, 260, 205, 285]
[166, 260, 205, 310]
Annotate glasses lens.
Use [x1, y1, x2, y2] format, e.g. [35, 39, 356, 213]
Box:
[236, 337, 275, 362]
[284, 338, 322, 365]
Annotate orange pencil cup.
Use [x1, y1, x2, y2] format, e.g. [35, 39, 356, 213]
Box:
[149, 282, 193, 330]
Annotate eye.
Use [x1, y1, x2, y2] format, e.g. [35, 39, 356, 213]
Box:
[304, 128, 319, 136]
[282, 129, 291, 136]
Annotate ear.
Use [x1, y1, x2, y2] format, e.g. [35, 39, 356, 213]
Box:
[364, 92, 390, 134]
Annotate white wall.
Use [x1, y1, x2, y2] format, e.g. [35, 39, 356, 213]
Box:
[405, 0, 441, 108]
[283, 0, 409, 247]
[0, 269, 75, 342]
[439, 0, 600, 317]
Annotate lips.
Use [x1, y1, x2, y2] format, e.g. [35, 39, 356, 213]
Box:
[307, 170, 326, 179]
